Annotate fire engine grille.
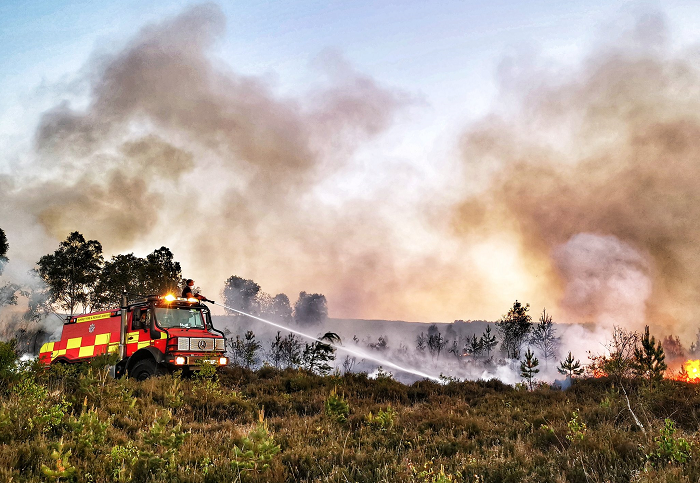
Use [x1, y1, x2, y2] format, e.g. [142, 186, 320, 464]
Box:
[177, 337, 223, 352]
[190, 338, 214, 351]
[177, 338, 190, 351]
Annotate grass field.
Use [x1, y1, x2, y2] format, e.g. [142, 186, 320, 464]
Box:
[1, 346, 699, 482]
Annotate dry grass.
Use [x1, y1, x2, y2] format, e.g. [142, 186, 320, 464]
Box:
[2, 348, 700, 482]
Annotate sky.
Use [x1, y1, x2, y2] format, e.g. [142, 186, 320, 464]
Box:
[2, 1, 700, 336]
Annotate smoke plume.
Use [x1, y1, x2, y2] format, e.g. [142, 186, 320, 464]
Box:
[454, 11, 700, 337]
[1, 2, 415, 320]
[2, 4, 700, 343]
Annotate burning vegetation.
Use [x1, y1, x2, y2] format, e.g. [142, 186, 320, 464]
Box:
[670, 360, 700, 383]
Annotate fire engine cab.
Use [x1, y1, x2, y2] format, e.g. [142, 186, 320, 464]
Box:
[38, 294, 227, 379]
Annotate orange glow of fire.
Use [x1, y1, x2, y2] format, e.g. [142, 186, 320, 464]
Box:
[592, 368, 607, 378]
[669, 360, 700, 383]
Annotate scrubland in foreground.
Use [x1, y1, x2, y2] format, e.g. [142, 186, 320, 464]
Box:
[1, 350, 700, 482]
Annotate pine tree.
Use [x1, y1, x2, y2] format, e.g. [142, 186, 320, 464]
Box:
[466, 333, 483, 358]
[301, 332, 340, 375]
[242, 330, 261, 369]
[416, 333, 427, 353]
[520, 348, 540, 390]
[427, 324, 447, 359]
[268, 332, 286, 369]
[279, 333, 302, 368]
[497, 300, 533, 359]
[480, 326, 498, 358]
[633, 325, 667, 381]
[558, 351, 584, 378]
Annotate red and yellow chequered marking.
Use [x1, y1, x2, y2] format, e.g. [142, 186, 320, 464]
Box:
[39, 326, 168, 364]
[39, 331, 121, 364]
[125, 330, 167, 355]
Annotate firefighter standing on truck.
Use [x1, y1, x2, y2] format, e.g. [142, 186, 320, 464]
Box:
[182, 279, 207, 300]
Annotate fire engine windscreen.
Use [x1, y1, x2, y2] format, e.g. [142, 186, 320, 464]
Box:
[155, 307, 205, 329]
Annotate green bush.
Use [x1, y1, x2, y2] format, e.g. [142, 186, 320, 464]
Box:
[41, 442, 76, 481]
[649, 419, 692, 466]
[231, 410, 281, 474]
[366, 405, 396, 430]
[325, 387, 350, 423]
[0, 339, 18, 387]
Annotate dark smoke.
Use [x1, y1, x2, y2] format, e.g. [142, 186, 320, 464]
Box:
[1, 2, 414, 320]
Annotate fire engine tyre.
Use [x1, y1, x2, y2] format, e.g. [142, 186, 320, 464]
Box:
[129, 358, 166, 380]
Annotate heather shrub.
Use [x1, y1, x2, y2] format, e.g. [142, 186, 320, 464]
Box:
[2, 357, 700, 482]
[0, 376, 70, 442]
[0, 339, 18, 387]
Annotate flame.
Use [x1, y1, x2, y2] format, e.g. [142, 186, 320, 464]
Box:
[592, 368, 607, 378]
[669, 359, 700, 383]
[164, 294, 175, 302]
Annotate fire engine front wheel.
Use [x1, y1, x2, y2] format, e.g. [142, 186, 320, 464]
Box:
[129, 358, 166, 380]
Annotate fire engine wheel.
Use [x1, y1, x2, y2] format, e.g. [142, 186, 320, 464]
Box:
[130, 358, 166, 380]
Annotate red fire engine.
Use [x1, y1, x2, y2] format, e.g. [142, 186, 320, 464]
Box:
[38, 294, 227, 379]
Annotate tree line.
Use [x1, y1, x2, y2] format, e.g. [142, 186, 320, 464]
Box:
[220, 275, 328, 326]
[223, 329, 340, 376]
[0, 230, 330, 328]
[0, 228, 677, 385]
[412, 301, 559, 366]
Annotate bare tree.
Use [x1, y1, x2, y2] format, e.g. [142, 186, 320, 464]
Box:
[588, 326, 639, 378]
[529, 309, 560, 366]
[342, 355, 358, 373]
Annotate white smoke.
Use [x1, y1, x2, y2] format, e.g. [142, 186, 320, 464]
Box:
[553, 233, 653, 328]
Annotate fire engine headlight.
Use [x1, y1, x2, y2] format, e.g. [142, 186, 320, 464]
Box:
[175, 356, 186, 365]
[218, 357, 228, 366]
